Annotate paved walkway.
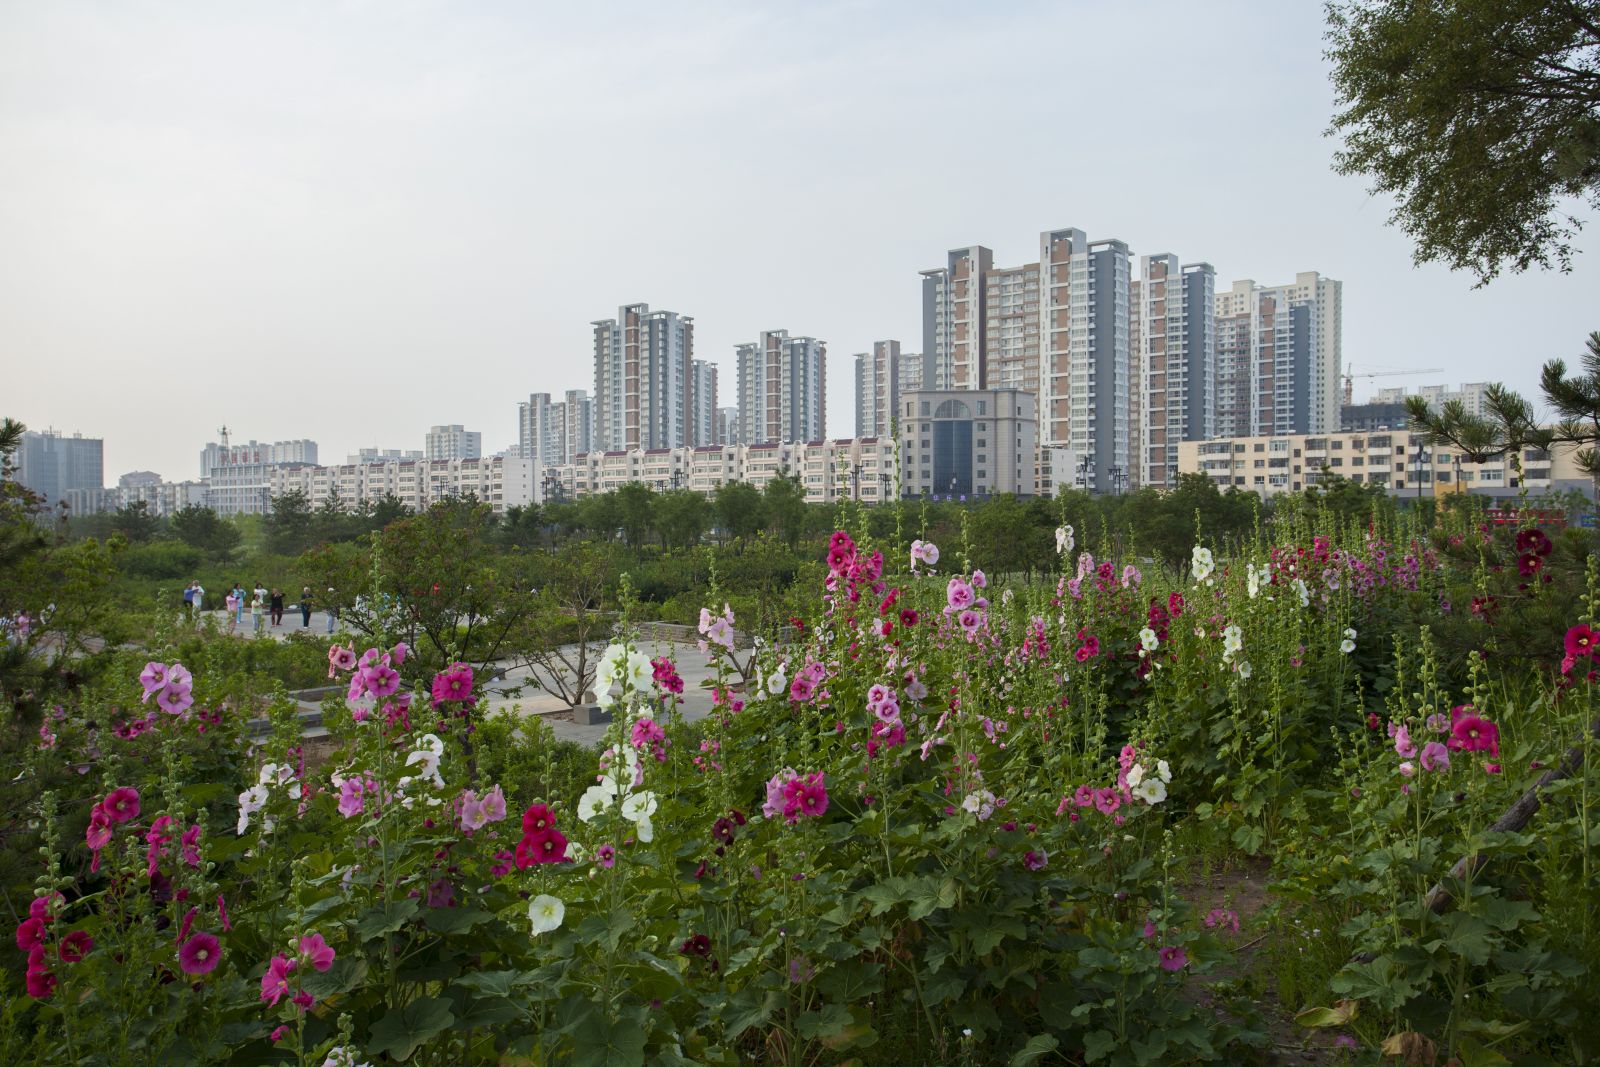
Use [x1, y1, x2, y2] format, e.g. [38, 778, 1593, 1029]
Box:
[187, 608, 347, 639]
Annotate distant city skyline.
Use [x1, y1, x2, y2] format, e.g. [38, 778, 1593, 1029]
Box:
[3, 2, 1595, 480]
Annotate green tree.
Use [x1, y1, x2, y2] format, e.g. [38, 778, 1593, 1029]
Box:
[1541, 329, 1600, 481]
[170, 504, 240, 557]
[577, 492, 622, 541]
[763, 474, 808, 548]
[1326, 0, 1600, 282]
[614, 482, 655, 548]
[655, 489, 708, 551]
[265, 489, 315, 555]
[110, 500, 160, 543]
[714, 481, 765, 544]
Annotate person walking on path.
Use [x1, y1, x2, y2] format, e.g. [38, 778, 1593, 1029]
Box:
[300, 586, 313, 628]
[270, 589, 285, 628]
[326, 588, 338, 634]
[250, 589, 264, 634]
[225, 590, 239, 633]
[189, 581, 205, 621]
[231, 582, 246, 627]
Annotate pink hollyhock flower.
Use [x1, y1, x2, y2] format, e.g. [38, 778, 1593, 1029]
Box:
[788, 675, 815, 702]
[875, 698, 901, 722]
[479, 785, 507, 823]
[337, 778, 367, 818]
[156, 684, 194, 716]
[1093, 788, 1122, 815]
[58, 930, 93, 963]
[390, 642, 409, 666]
[958, 609, 981, 633]
[796, 773, 829, 818]
[763, 769, 797, 820]
[327, 645, 357, 676]
[1073, 785, 1095, 808]
[946, 578, 975, 611]
[138, 662, 169, 698]
[179, 932, 222, 975]
[516, 828, 570, 867]
[971, 569, 988, 589]
[1448, 709, 1500, 755]
[260, 954, 296, 1006]
[1023, 849, 1048, 871]
[1158, 946, 1189, 971]
[458, 792, 486, 831]
[596, 843, 616, 868]
[1420, 741, 1450, 772]
[430, 663, 475, 707]
[1392, 725, 1417, 760]
[298, 933, 336, 972]
[101, 787, 140, 824]
[181, 824, 202, 867]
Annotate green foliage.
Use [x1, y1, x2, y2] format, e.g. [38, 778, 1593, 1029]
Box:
[1326, 0, 1600, 282]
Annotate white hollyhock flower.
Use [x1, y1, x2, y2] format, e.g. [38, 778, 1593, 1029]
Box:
[620, 790, 658, 823]
[766, 670, 788, 696]
[528, 894, 565, 935]
[417, 733, 445, 757]
[1139, 628, 1160, 653]
[1237, 661, 1253, 680]
[1055, 525, 1075, 555]
[1156, 759, 1171, 783]
[577, 784, 613, 822]
[1125, 763, 1145, 788]
[237, 784, 269, 835]
[633, 814, 655, 843]
[1191, 546, 1215, 582]
[404, 748, 444, 787]
[1340, 638, 1356, 654]
[1133, 777, 1168, 805]
[1292, 578, 1310, 608]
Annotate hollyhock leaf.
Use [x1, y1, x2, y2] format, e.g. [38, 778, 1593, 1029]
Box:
[301, 956, 368, 1000]
[452, 995, 525, 1029]
[423, 907, 493, 935]
[367, 996, 455, 1062]
[355, 898, 421, 942]
[571, 1013, 647, 1067]
[1009, 1034, 1060, 1066]
[451, 970, 525, 998]
[1294, 1001, 1359, 1028]
[720, 989, 781, 1041]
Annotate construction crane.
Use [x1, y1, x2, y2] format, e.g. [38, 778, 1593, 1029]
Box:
[1343, 367, 1445, 406]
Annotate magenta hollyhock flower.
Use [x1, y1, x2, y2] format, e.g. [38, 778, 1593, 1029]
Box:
[58, 930, 93, 963]
[1565, 624, 1599, 659]
[1023, 849, 1048, 871]
[1074, 645, 1091, 663]
[596, 843, 616, 868]
[1448, 709, 1500, 755]
[181, 824, 202, 867]
[179, 932, 222, 975]
[788, 675, 815, 702]
[337, 778, 366, 818]
[362, 664, 400, 699]
[85, 806, 113, 851]
[521, 803, 556, 836]
[390, 642, 409, 666]
[1073, 785, 1095, 808]
[138, 662, 169, 698]
[1158, 946, 1189, 971]
[15, 917, 45, 951]
[260, 954, 296, 1006]
[1419, 741, 1450, 773]
[1093, 788, 1122, 815]
[430, 663, 475, 707]
[298, 933, 335, 972]
[516, 828, 570, 867]
[797, 773, 829, 818]
[101, 787, 140, 824]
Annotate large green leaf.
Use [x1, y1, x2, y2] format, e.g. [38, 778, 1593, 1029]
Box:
[1009, 1034, 1059, 1066]
[355, 897, 420, 941]
[367, 996, 456, 1062]
[571, 1013, 647, 1067]
[423, 906, 493, 934]
[301, 956, 368, 1000]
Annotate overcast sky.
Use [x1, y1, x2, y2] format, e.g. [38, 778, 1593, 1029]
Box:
[3, 1, 1595, 483]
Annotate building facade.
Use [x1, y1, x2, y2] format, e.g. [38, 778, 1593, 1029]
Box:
[854, 339, 901, 439]
[424, 425, 482, 461]
[1213, 272, 1342, 439]
[270, 456, 536, 514]
[735, 330, 827, 445]
[553, 438, 896, 506]
[716, 406, 740, 447]
[64, 479, 206, 518]
[592, 303, 695, 452]
[15, 430, 104, 506]
[1134, 255, 1215, 489]
[1179, 431, 1588, 499]
[196, 435, 319, 516]
[690, 360, 719, 446]
[898, 389, 1037, 498]
[1371, 382, 1490, 419]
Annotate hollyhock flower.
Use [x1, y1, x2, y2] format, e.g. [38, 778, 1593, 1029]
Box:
[16, 917, 45, 951]
[1236, 661, 1253, 681]
[620, 790, 659, 825]
[1515, 528, 1553, 556]
[24, 958, 56, 999]
[458, 792, 486, 831]
[1158, 946, 1189, 971]
[517, 829, 570, 867]
[528, 894, 565, 935]
[237, 784, 270, 835]
[180, 823, 202, 867]
[298, 933, 336, 972]
[1420, 741, 1450, 772]
[522, 803, 556, 836]
[85, 806, 113, 852]
[1292, 578, 1310, 608]
[1023, 849, 1048, 871]
[179, 932, 222, 975]
[404, 747, 444, 788]
[338, 777, 369, 818]
[1138, 628, 1159, 653]
[58, 930, 93, 963]
[1565, 624, 1598, 659]
[362, 664, 400, 699]
[1134, 777, 1168, 805]
[1517, 552, 1543, 578]
[260, 954, 296, 1006]
[101, 787, 140, 824]
[1190, 546, 1215, 582]
[958, 609, 981, 633]
[1399, 761, 1415, 777]
[430, 663, 475, 707]
[478, 785, 506, 823]
[1393, 725, 1418, 759]
[596, 843, 616, 868]
[327, 645, 358, 675]
[139, 661, 169, 698]
[947, 578, 975, 611]
[1093, 788, 1122, 815]
[1448, 709, 1500, 755]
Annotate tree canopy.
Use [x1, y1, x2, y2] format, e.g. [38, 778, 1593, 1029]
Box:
[1326, 0, 1600, 283]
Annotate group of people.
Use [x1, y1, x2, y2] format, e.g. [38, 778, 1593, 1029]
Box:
[181, 582, 338, 635]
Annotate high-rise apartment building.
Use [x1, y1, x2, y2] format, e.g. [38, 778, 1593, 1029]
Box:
[592, 304, 695, 452]
[424, 425, 482, 461]
[899, 351, 925, 395]
[690, 360, 719, 446]
[716, 407, 740, 446]
[199, 434, 319, 516]
[518, 394, 562, 467]
[854, 340, 901, 438]
[200, 438, 317, 480]
[15, 430, 104, 506]
[920, 229, 1132, 494]
[563, 390, 593, 459]
[1214, 273, 1342, 438]
[1133, 255, 1215, 489]
[736, 330, 827, 444]
[1372, 382, 1489, 419]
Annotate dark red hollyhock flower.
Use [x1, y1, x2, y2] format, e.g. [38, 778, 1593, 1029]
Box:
[900, 609, 919, 628]
[1516, 553, 1543, 578]
[679, 933, 712, 958]
[1514, 528, 1552, 557]
[521, 804, 556, 836]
